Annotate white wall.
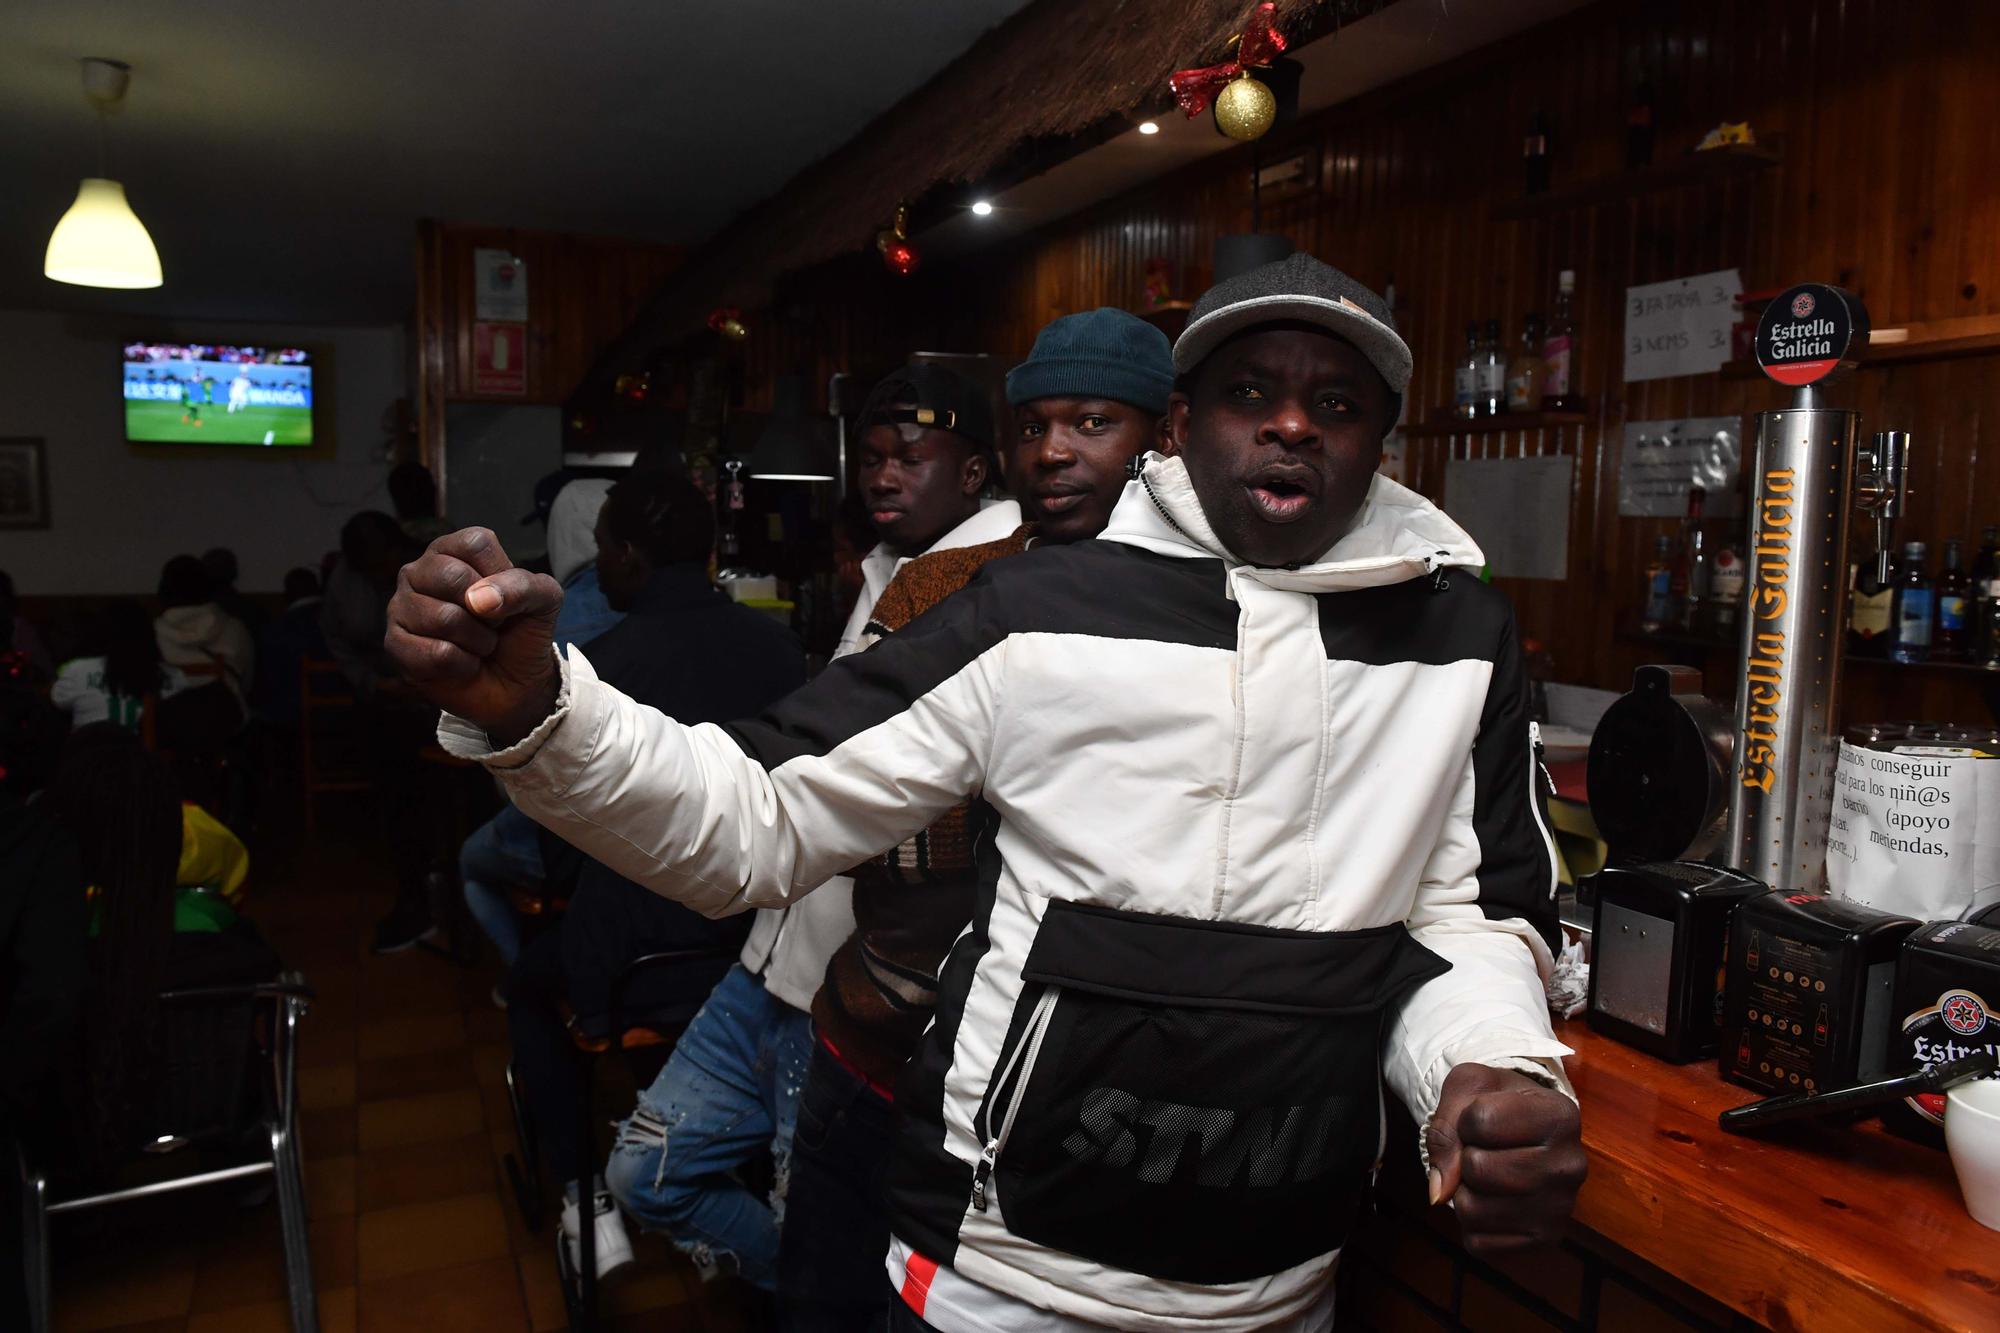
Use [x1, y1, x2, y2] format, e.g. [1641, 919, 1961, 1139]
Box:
[0, 310, 405, 594]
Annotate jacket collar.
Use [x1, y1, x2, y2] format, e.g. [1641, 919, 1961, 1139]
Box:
[858, 498, 1023, 594]
[1100, 452, 1485, 593]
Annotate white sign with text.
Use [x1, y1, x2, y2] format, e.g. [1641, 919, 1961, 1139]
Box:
[1623, 268, 1742, 382]
[1827, 742, 2000, 920]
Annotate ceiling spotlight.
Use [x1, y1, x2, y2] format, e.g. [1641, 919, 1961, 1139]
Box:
[970, 200, 994, 217]
[1137, 120, 1161, 136]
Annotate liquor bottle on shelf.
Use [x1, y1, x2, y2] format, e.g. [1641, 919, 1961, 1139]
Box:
[1477, 319, 1507, 416]
[1848, 549, 1895, 658]
[1541, 271, 1581, 412]
[1640, 535, 1676, 634]
[1710, 541, 1745, 636]
[1975, 574, 2000, 668]
[1453, 322, 1480, 419]
[1524, 111, 1551, 195]
[1673, 487, 1710, 633]
[1889, 541, 1934, 664]
[1937, 537, 1971, 659]
[1972, 524, 1999, 588]
[1506, 314, 1545, 413]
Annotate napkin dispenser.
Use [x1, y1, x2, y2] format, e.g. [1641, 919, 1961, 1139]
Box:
[1587, 861, 1764, 1062]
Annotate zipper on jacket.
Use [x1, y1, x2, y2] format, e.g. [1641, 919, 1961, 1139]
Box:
[971, 988, 1059, 1212]
[1527, 721, 1561, 901]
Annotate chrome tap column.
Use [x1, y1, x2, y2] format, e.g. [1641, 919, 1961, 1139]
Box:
[1726, 284, 1872, 893]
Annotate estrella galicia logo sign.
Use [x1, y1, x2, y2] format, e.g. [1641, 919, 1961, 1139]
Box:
[1940, 989, 1988, 1038]
[1755, 283, 1866, 388]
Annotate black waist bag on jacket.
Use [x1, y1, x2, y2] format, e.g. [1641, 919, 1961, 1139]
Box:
[975, 900, 1450, 1284]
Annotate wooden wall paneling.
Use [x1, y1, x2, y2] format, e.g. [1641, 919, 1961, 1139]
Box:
[705, 0, 2000, 713]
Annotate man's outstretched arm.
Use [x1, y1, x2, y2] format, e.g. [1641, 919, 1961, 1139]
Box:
[387, 527, 1008, 918]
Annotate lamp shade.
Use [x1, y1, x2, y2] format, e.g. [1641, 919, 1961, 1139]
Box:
[748, 376, 835, 481]
[45, 177, 162, 289]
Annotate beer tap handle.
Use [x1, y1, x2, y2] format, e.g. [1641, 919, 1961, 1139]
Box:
[1876, 430, 1910, 584]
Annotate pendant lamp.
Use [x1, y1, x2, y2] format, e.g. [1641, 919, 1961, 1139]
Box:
[45, 59, 163, 290]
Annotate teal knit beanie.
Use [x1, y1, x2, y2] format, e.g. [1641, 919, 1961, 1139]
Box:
[1004, 308, 1175, 415]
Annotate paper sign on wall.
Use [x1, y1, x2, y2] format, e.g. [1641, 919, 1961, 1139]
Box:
[1443, 455, 1573, 580]
[474, 248, 529, 322]
[1623, 268, 1742, 382]
[473, 322, 527, 396]
[1618, 417, 1745, 517]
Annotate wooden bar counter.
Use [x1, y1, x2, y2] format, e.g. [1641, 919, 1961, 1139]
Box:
[1558, 1019, 1999, 1332]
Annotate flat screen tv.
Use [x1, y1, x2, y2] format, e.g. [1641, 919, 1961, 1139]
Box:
[123, 341, 314, 446]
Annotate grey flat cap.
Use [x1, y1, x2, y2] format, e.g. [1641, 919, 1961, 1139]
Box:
[1173, 251, 1413, 393]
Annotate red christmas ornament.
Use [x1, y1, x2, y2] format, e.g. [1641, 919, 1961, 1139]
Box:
[883, 237, 921, 275]
[1169, 2, 1287, 118]
[706, 307, 749, 340]
[877, 203, 920, 276]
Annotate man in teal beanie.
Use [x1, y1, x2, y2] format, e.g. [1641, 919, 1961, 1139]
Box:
[1005, 307, 1173, 543]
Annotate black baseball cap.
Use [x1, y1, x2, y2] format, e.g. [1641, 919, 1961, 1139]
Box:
[858, 361, 995, 452]
[1173, 251, 1412, 394]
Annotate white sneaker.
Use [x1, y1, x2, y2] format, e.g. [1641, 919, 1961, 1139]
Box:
[560, 1189, 635, 1281]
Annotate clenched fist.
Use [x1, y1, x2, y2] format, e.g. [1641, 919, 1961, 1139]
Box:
[385, 527, 565, 747]
[1425, 1063, 1586, 1256]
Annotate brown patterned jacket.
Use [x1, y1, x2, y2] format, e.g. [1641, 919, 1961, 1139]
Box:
[809, 525, 1034, 1092]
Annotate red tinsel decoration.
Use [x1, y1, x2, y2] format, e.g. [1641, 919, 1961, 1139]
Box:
[1169, 2, 1287, 118]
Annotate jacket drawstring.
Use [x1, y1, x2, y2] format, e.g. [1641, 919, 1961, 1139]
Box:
[1426, 551, 1452, 593]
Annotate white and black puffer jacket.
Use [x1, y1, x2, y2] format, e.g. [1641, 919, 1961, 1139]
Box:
[444, 453, 1574, 1331]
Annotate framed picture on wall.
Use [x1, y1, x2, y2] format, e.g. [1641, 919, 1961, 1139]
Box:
[0, 437, 50, 530]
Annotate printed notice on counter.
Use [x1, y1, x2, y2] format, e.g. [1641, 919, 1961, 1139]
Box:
[1443, 455, 1572, 580]
[1617, 416, 1745, 517]
[1827, 742, 2000, 920]
[1623, 268, 1742, 382]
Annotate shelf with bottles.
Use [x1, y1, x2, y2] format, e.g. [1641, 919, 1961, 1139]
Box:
[1407, 410, 1591, 438]
[1491, 142, 1783, 221]
[1434, 273, 1588, 432]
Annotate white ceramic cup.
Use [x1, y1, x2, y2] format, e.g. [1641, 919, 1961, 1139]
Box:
[1945, 1075, 2000, 1231]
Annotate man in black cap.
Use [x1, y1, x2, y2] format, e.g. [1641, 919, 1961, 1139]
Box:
[390, 255, 1583, 1332]
[591, 363, 1017, 1300]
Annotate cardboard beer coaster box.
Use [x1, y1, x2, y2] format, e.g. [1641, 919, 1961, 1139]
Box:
[1886, 919, 2000, 1147]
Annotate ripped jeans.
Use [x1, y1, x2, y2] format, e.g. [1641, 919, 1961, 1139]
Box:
[606, 963, 814, 1291]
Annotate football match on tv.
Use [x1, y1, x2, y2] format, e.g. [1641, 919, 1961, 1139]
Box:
[122, 341, 314, 445]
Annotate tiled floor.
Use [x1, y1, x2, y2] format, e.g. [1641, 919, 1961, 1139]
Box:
[45, 798, 752, 1332]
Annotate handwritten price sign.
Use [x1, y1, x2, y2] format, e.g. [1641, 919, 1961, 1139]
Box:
[1623, 268, 1742, 383]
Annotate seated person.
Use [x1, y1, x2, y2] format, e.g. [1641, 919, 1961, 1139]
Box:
[201, 547, 269, 638]
[252, 567, 330, 729]
[154, 555, 256, 710]
[51, 600, 192, 731]
[48, 725, 281, 1180]
[460, 478, 625, 973]
[498, 470, 807, 1281]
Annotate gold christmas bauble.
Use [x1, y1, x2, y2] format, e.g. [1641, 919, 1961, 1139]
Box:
[1214, 74, 1276, 141]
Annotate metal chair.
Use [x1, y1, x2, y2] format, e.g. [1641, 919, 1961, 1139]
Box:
[17, 977, 317, 1333]
[502, 947, 735, 1332]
